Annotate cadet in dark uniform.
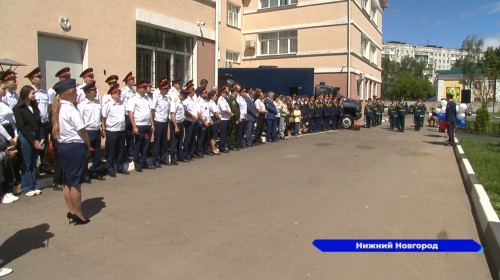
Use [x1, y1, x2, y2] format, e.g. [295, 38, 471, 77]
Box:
[228, 87, 240, 150]
[377, 98, 384, 126]
[388, 98, 397, 130]
[364, 98, 373, 128]
[413, 98, 424, 131]
[445, 93, 457, 146]
[396, 96, 408, 132]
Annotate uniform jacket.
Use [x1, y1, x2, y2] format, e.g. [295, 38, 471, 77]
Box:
[445, 100, 457, 123]
[245, 96, 257, 122]
[264, 97, 277, 120]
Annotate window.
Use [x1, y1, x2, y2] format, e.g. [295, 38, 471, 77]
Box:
[227, 3, 240, 28]
[226, 51, 240, 63]
[371, 45, 377, 64]
[370, 0, 378, 24]
[260, 0, 297, 9]
[361, 35, 369, 59]
[259, 30, 297, 55]
[361, 0, 369, 11]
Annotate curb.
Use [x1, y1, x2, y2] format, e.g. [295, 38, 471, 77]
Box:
[453, 137, 500, 279]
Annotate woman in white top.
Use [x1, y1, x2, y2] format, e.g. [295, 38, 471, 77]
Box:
[52, 79, 91, 225]
[208, 91, 221, 155]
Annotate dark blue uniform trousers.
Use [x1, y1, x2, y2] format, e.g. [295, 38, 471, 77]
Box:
[86, 130, 101, 177]
[133, 125, 151, 169]
[153, 121, 168, 164]
[105, 130, 125, 174]
[169, 121, 184, 163]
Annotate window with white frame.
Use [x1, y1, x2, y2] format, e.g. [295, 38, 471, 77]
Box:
[227, 3, 240, 28]
[260, 0, 297, 9]
[361, 35, 370, 59]
[370, 1, 378, 24]
[259, 30, 297, 55]
[371, 45, 377, 64]
[361, 0, 369, 11]
[226, 51, 240, 63]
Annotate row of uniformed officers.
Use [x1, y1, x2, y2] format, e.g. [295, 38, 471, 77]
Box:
[365, 96, 428, 132]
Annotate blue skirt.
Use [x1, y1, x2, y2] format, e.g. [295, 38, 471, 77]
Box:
[57, 142, 86, 186]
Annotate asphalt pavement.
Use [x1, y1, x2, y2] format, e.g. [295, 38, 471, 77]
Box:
[0, 118, 492, 279]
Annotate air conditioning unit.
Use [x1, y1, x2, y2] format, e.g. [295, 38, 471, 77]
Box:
[245, 40, 256, 48]
[225, 61, 233, 68]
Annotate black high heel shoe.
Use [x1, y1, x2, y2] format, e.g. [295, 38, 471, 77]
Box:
[67, 212, 75, 225]
[72, 214, 90, 225]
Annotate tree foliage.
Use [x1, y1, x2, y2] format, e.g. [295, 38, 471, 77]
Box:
[455, 34, 484, 90]
[382, 56, 433, 100]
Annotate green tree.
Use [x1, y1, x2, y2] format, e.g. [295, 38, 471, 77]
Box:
[455, 34, 484, 96]
[382, 56, 431, 100]
[479, 46, 500, 105]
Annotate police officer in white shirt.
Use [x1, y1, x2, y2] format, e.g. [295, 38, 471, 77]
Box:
[25, 67, 52, 174]
[169, 89, 188, 165]
[217, 86, 232, 153]
[127, 80, 155, 171]
[77, 81, 104, 182]
[167, 79, 181, 103]
[76, 68, 100, 104]
[0, 70, 18, 109]
[182, 82, 198, 160]
[102, 84, 129, 177]
[151, 80, 170, 168]
[121, 71, 136, 158]
[196, 88, 210, 157]
[207, 91, 221, 155]
[102, 74, 119, 107]
[237, 88, 248, 148]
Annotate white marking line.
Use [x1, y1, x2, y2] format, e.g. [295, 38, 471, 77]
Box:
[457, 145, 464, 154]
[462, 159, 475, 175]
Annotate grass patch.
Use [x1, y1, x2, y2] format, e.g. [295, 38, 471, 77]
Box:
[492, 112, 500, 117]
[459, 140, 500, 216]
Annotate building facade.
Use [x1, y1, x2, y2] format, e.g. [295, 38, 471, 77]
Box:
[382, 41, 468, 83]
[1, 0, 387, 99]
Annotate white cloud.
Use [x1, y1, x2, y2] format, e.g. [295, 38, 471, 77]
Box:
[484, 33, 500, 50]
[461, 1, 500, 18]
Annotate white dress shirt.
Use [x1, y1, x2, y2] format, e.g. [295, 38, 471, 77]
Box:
[151, 94, 169, 123]
[218, 96, 231, 120]
[77, 98, 102, 131]
[127, 93, 151, 126]
[33, 85, 50, 123]
[58, 100, 85, 143]
[102, 100, 126, 131]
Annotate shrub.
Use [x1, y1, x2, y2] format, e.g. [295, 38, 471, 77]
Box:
[474, 104, 490, 134]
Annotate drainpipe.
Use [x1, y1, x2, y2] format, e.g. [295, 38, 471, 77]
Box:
[215, 0, 220, 86]
[347, 0, 351, 98]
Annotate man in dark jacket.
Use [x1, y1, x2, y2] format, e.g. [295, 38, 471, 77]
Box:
[445, 93, 457, 146]
[244, 89, 257, 146]
[264, 91, 278, 142]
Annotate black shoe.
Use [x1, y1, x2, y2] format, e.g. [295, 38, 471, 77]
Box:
[84, 177, 92, 184]
[144, 165, 156, 169]
[160, 161, 169, 165]
[117, 170, 130, 175]
[92, 175, 105, 181]
[72, 214, 90, 225]
[154, 163, 162, 168]
[67, 212, 74, 225]
[135, 168, 143, 172]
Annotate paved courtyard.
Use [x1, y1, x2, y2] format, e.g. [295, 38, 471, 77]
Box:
[0, 120, 492, 279]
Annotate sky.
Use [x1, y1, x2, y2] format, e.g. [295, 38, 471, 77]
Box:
[382, 0, 500, 50]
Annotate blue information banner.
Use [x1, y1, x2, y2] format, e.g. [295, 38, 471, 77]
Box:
[313, 239, 483, 253]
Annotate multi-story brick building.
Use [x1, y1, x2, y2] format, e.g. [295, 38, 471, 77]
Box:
[0, 0, 388, 99]
[382, 41, 468, 83]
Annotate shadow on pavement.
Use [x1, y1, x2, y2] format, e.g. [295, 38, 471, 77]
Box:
[423, 141, 446, 146]
[0, 223, 54, 266]
[425, 134, 443, 138]
[82, 197, 106, 219]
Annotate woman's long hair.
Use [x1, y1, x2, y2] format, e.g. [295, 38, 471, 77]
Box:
[15, 85, 37, 108]
[51, 88, 72, 138]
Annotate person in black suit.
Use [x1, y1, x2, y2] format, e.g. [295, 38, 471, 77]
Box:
[12, 85, 44, 196]
[445, 93, 457, 146]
